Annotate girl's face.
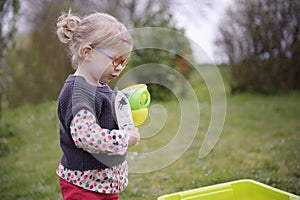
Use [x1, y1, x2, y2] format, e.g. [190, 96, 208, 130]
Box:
[85, 42, 131, 85]
[98, 45, 131, 84]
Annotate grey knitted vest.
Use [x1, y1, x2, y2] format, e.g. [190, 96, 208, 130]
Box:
[58, 75, 126, 170]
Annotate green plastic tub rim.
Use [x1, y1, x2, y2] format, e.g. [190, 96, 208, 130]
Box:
[157, 179, 300, 200]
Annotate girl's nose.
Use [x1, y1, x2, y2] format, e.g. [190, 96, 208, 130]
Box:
[114, 64, 123, 71]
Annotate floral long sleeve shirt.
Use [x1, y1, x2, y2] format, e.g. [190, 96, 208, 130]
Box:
[56, 109, 129, 194]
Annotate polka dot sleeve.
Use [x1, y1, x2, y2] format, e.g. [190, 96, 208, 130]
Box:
[70, 109, 129, 155]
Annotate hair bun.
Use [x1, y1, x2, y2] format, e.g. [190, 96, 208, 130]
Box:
[56, 10, 81, 43]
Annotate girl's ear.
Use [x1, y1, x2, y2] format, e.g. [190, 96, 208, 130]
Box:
[81, 45, 93, 61]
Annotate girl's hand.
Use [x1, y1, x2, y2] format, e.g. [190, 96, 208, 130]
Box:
[125, 126, 140, 147]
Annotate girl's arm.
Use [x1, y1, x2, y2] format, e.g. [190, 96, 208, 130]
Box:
[70, 108, 129, 155]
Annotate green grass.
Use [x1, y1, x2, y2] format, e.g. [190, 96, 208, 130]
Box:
[123, 93, 300, 199]
[1, 70, 300, 199]
[0, 102, 62, 199]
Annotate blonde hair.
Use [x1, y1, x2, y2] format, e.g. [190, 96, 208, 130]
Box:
[56, 10, 133, 68]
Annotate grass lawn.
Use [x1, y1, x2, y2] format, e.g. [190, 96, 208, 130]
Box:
[0, 69, 299, 199]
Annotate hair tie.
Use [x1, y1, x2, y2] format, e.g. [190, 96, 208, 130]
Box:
[118, 25, 128, 42]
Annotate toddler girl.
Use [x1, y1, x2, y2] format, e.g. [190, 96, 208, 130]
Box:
[56, 10, 140, 200]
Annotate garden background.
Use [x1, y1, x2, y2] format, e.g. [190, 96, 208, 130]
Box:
[0, 0, 299, 199]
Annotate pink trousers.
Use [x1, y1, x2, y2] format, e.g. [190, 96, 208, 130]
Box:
[59, 178, 119, 200]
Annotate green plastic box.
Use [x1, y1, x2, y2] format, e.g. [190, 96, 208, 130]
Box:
[157, 179, 300, 200]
